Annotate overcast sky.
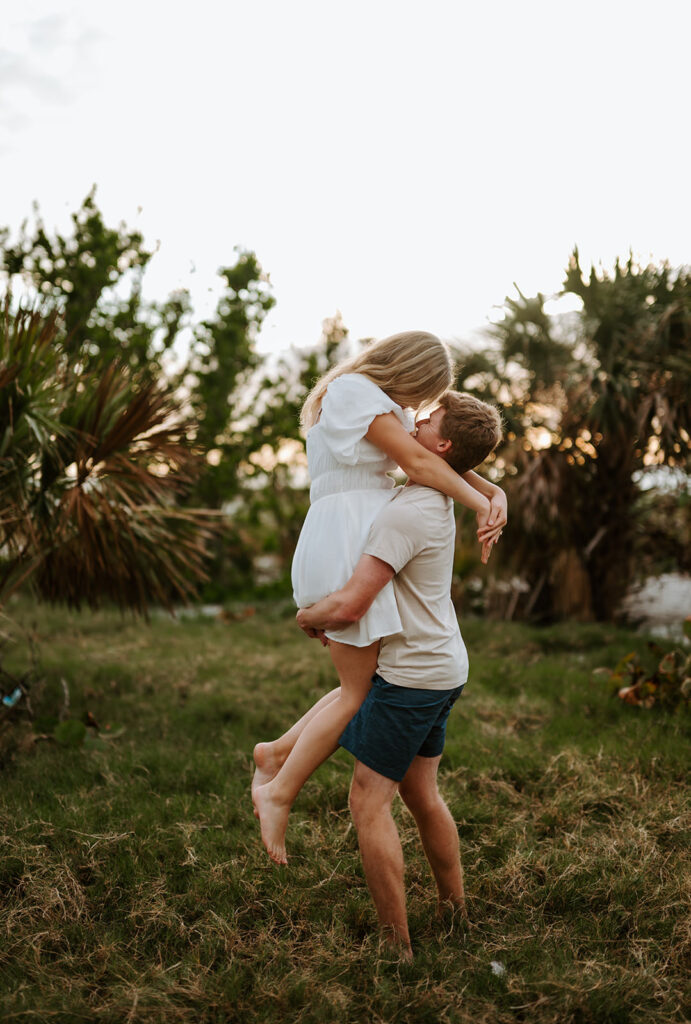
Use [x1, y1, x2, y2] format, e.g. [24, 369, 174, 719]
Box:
[3, 0, 690, 355]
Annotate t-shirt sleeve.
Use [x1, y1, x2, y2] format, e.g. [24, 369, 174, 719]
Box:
[364, 498, 427, 572]
[318, 374, 412, 465]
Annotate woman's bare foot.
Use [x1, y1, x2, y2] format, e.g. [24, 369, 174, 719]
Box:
[252, 782, 290, 865]
[252, 742, 284, 798]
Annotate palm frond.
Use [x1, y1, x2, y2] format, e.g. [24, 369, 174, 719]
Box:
[1, 299, 219, 613]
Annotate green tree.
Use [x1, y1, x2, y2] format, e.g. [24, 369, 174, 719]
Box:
[472, 251, 691, 620]
[1, 188, 190, 373]
[188, 249, 275, 510]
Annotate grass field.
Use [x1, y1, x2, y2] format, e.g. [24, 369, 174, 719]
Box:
[0, 598, 689, 1024]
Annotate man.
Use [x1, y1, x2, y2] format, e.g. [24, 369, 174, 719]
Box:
[296, 391, 503, 960]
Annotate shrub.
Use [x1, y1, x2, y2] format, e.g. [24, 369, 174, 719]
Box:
[607, 619, 691, 710]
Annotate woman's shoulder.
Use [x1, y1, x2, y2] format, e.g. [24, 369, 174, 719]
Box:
[323, 374, 414, 433]
[327, 372, 386, 396]
[324, 373, 395, 410]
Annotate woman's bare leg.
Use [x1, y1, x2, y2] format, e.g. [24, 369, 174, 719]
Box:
[253, 640, 378, 864]
[252, 687, 341, 795]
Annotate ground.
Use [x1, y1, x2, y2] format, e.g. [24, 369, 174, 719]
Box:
[0, 598, 689, 1023]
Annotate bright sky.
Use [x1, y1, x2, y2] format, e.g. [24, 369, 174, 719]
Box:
[3, 0, 690, 356]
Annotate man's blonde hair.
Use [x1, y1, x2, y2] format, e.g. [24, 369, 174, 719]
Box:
[300, 331, 454, 432]
[437, 391, 502, 475]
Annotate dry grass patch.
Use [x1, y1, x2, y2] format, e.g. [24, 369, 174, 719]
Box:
[0, 602, 689, 1022]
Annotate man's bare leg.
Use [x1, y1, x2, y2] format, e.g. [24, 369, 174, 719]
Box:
[253, 641, 377, 864]
[398, 755, 466, 917]
[252, 687, 341, 796]
[349, 761, 413, 960]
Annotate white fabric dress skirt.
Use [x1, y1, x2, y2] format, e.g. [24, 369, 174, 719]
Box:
[291, 373, 414, 648]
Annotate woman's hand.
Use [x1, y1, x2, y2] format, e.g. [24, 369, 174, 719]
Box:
[488, 489, 508, 531]
[476, 501, 504, 563]
[476, 487, 507, 546]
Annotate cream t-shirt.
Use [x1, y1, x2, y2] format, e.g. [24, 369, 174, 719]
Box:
[364, 485, 469, 690]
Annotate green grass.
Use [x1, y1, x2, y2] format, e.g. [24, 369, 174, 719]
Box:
[0, 599, 689, 1023]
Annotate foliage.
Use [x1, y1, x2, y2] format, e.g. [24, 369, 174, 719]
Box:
[8, 190, 689, 618]
[459, 251, 691, 621]
[190, 251, 275, 502]
[0, 187, 191, 373]
[606, 618, 691, 711]
[631, 483, 691, 577]
[174, 250, 278, 596]
[0, 192, 348, 600]
[0, 194, 288, 599]
[0, 300, 215, 614]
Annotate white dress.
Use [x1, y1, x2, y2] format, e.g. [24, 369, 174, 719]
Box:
[291, 373, 415, 647]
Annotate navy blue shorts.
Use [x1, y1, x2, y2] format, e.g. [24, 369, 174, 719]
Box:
[339, 673, 465, 783]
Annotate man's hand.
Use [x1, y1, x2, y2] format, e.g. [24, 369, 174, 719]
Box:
[295, 556, 395, 635]
[296, 611, 330, 645]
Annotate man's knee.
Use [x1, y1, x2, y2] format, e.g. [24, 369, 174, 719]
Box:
[349, 763, 396, 827]
[348, 780, 365, 826]
[348, 775, 377, 827]
[400, 776, 444, 819]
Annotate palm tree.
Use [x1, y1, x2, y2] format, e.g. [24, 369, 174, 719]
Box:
[461, 252, 691, 620]
[1, 299, 216, 614]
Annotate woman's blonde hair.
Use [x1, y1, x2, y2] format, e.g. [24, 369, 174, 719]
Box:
[300, 330, 454, 432]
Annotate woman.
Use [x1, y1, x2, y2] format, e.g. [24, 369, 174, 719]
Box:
[253, 331, 505, 863]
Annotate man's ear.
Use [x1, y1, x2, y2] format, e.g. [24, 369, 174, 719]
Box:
[437, 438, 452, 455]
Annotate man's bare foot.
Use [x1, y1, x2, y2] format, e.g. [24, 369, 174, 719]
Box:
[379, 937, 413, 963]
[252, 782, 290, 865]
[436, 898, 468, 923]
[436, 900, 468, 941]
[252, 742, 284, 798]
[396, 944, 414, 963]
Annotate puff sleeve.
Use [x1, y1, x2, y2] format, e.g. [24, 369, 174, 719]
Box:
[317, 374, 415, 465]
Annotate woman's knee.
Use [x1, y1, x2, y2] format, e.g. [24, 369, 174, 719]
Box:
[335, 689, 368, 718]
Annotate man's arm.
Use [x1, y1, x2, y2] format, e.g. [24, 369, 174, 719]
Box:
[296, 554, 395, 634]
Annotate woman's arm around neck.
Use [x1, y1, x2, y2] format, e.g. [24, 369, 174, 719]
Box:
[366, 413, 492, 517]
